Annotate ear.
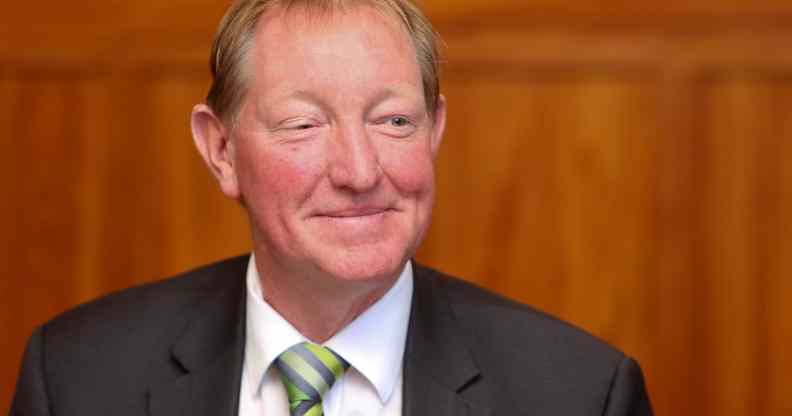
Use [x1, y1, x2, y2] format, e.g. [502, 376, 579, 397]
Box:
[429, 94, 447, 159]
[191, 104, 241, 200]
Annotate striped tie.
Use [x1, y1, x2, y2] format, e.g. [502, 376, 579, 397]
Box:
[274, 342, 350, 416]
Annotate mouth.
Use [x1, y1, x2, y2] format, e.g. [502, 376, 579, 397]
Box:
[308, 207, 398, 242]
[316, 206, 395, 218]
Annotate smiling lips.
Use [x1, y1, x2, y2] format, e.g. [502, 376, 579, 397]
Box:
[319, 207, 394, 218]
[311, 207, 396, 233]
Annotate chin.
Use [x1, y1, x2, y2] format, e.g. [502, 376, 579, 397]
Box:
[313, 241, 412, 285]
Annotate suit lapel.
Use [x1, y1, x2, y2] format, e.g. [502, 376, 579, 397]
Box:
[402, 265, 490, 416]
[147, 259, 488, 416]
[149, 257, 248, 416]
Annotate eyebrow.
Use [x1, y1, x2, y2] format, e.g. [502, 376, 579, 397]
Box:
[263, 90, 333, 114]
[369, 84, 423, 104]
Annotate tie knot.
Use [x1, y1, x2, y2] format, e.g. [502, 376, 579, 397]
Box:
[275, 342, 350, 415]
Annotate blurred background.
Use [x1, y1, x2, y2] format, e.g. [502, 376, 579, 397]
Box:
[2, 0, 791, 414]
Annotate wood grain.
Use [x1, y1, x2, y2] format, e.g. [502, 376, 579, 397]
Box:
[2, 1, 791, 414]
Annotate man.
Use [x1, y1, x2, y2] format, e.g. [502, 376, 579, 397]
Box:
[11, 0, 652, 415]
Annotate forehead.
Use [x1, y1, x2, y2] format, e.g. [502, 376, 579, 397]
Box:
[255, 2, 410, 46]
[247, 4, 422, 98]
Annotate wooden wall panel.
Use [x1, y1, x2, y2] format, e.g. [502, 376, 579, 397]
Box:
[424, 75, 658, 323]
[768, 91, 792, 415]
[696, 77, 792, 415]
[701, 80, 770, 415]
[0, 72, 253, 407]
[6, 0, 792, 60]
[3, 1, 792, 415]
[425, 0, 792, 20]
[1, 78, 82, 406]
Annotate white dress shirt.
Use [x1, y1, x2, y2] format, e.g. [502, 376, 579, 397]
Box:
[238, 255, 413, 416]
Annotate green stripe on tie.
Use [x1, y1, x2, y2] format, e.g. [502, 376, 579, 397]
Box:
[304, 343, 347, 380]
[280, 351, 330, 397]
[283, 379, 310, 408]
[304, 403, 323, 416]
[275, 342, 350, 416]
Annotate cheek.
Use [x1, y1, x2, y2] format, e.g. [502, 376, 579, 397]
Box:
[382, 144, 436, 195]
[235, 144, 323, 210]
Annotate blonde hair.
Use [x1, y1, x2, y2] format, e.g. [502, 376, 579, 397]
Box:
[206, 0, 441, 126]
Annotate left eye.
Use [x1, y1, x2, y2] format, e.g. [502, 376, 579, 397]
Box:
[387, 116, 410, 127]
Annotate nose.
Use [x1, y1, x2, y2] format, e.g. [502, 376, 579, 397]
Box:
[327, 122, 383, 192]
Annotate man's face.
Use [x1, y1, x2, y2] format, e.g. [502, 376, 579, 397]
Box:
[227, 6, 445, 286]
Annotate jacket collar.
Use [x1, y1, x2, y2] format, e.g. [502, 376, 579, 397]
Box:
[402, 264, 490, 416]
[147, 257, 489, 416]
[148, 256, 248, 416]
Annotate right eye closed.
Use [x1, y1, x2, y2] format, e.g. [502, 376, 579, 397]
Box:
[271, 117, 326, 141]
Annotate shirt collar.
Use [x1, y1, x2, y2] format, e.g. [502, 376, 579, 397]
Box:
[244, 254, 413, 403]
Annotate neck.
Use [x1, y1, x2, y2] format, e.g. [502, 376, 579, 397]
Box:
[255, 257, 400, 343]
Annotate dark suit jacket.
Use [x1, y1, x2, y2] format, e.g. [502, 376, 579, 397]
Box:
[11, 255, 652, 415]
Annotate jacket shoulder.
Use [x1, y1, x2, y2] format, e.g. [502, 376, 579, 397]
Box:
[29, 255, 248, 412]
[43, 255, 248, 341]
[417, 264, 623, 357]
[414, 264, 639, 412]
